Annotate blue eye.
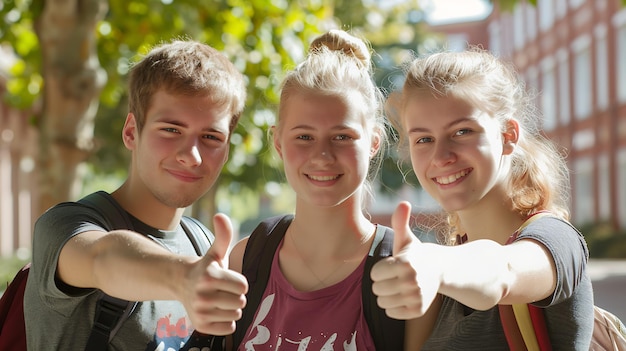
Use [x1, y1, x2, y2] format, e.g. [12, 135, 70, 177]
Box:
[416, 136, 433, 144]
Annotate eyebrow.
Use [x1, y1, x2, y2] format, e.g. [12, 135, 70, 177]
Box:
[155, 118, 226, 134]
[289, 124, 356, 132]
[407, 117, 476, 134]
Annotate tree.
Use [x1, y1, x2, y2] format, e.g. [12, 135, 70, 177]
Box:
[0, 0, 335, 219]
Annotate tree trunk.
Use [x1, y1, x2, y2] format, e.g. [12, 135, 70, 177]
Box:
[33, 0, 108, 215]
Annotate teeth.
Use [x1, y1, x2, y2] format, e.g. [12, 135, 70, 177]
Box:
[309, 175, 339, 181]
[436, 170, 468, 185]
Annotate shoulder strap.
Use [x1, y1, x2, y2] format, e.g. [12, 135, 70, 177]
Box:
[362, 225, 405, 350]
[180, 216, 213, 255]
[499, 211, 552, 351]
[232, 214, 293, 348]
[78, 191, 139, 351]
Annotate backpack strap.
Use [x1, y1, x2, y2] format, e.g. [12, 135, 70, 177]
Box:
[232, 214, 293, 348]
[78, 191, 139, 351]
[499, 212, 552, 351]
[362, 225, 405, 350]
[180, 216, 214, 255]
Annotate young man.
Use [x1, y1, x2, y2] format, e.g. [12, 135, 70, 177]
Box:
[23, 40, 249, 350]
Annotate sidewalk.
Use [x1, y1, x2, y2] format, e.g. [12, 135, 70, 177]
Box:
[587, 259, 626, 281]
[588, 259, 626, 322]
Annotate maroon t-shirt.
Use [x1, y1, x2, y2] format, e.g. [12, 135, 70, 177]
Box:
[238, 240, 375, 351]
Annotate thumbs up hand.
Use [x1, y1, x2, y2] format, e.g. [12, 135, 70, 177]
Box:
[182, 213, 248, 335]
[371, 201, 440, 320]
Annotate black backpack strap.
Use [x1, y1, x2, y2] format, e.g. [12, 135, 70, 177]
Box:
[180, 216, 214, 255]
[78, 191, 139, 351]
[84, 293, 137, 349]
[232, 214, 293, 348]
[362, 225, 405, 350]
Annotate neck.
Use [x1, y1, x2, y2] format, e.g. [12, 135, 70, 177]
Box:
[457, 205, 525, 245]
[111, 183, 184, 230]
[290, 202, 376, 256]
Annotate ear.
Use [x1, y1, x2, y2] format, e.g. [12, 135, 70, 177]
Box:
[502, 119, 519, 155]
[271, 125, 284, 159]
[370, 128, 382, 158]
[122, 113, 138, 150]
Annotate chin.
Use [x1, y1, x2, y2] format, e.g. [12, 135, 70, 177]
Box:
[157, 192, 200, 209]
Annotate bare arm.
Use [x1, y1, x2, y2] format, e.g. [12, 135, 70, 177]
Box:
[57, 213, 249, 335]
[59, 229, 192, 300]
[372, 201, 557, 320]
[228, 236, 250, 274]
[434, 238, 556, 308]
[404, 294, 442, 351]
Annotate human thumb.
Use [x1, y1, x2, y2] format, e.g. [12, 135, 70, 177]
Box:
[206, 213, 233, 268]
[391, 201, 419, 256]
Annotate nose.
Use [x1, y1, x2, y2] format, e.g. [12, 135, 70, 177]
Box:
[432, 140, 456, 167]
[177, 140, 202, 167]
[312, 146, 334, 164]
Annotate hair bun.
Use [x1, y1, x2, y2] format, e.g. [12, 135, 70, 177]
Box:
[309, 29, 370, 67]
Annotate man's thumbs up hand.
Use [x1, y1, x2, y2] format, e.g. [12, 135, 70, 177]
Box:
[184, 213, 248, 335]
[371, 201, 439, 320]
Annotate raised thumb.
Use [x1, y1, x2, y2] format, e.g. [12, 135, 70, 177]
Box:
[391, 201, 418, 256]
[206, 213, 234, 268]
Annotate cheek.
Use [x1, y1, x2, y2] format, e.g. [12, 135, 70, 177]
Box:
[141, 134, 170, 157]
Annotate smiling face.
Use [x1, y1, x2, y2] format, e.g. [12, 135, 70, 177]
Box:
[274, 92, 380, 209]
[402, 93, 516, 213]
[123, 89, 232, 209]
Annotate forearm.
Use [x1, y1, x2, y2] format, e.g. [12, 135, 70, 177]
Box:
[62, 229, 196, 301]
[426, 240, 514, 310]
[435, 239, 557, 309]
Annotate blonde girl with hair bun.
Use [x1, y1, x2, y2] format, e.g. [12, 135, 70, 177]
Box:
[228, 30, 404, 350]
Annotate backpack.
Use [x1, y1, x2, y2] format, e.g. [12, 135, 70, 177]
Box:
[0, 191, 212, 351]
[231, 214, 405, 350]
[499, 212, 626, 351]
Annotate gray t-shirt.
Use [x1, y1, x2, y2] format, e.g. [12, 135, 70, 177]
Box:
[422, 216, 594, 350]
[24, 192, 211, 351]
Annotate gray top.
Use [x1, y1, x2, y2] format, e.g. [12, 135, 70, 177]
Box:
[422, 216, 594, 350]
[24, 194, 208, 351]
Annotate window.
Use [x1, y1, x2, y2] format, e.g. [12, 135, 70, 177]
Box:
[526, 4, 538, 40]
[488, 21, 501, 56]
[539, 0, 555, 32]
[556, 49, 571, 125]
[619, 149, 626, 228]
[598, 154, 610, 221]
[525, 66, 540, 118]
[595, 25, 609, 110]
[513, 5, 525, 50]
[617, 22, 626, 102]
[569, 0, 584, 9]
[573, 157, 594, 225]
[555, 0, 568, 19]
[541, 57, 558, 130]
[572, 35, 592, 119]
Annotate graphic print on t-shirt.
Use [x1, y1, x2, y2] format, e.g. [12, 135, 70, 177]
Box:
[145, 314, 193, 350]
[242, 294, 359, 351]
